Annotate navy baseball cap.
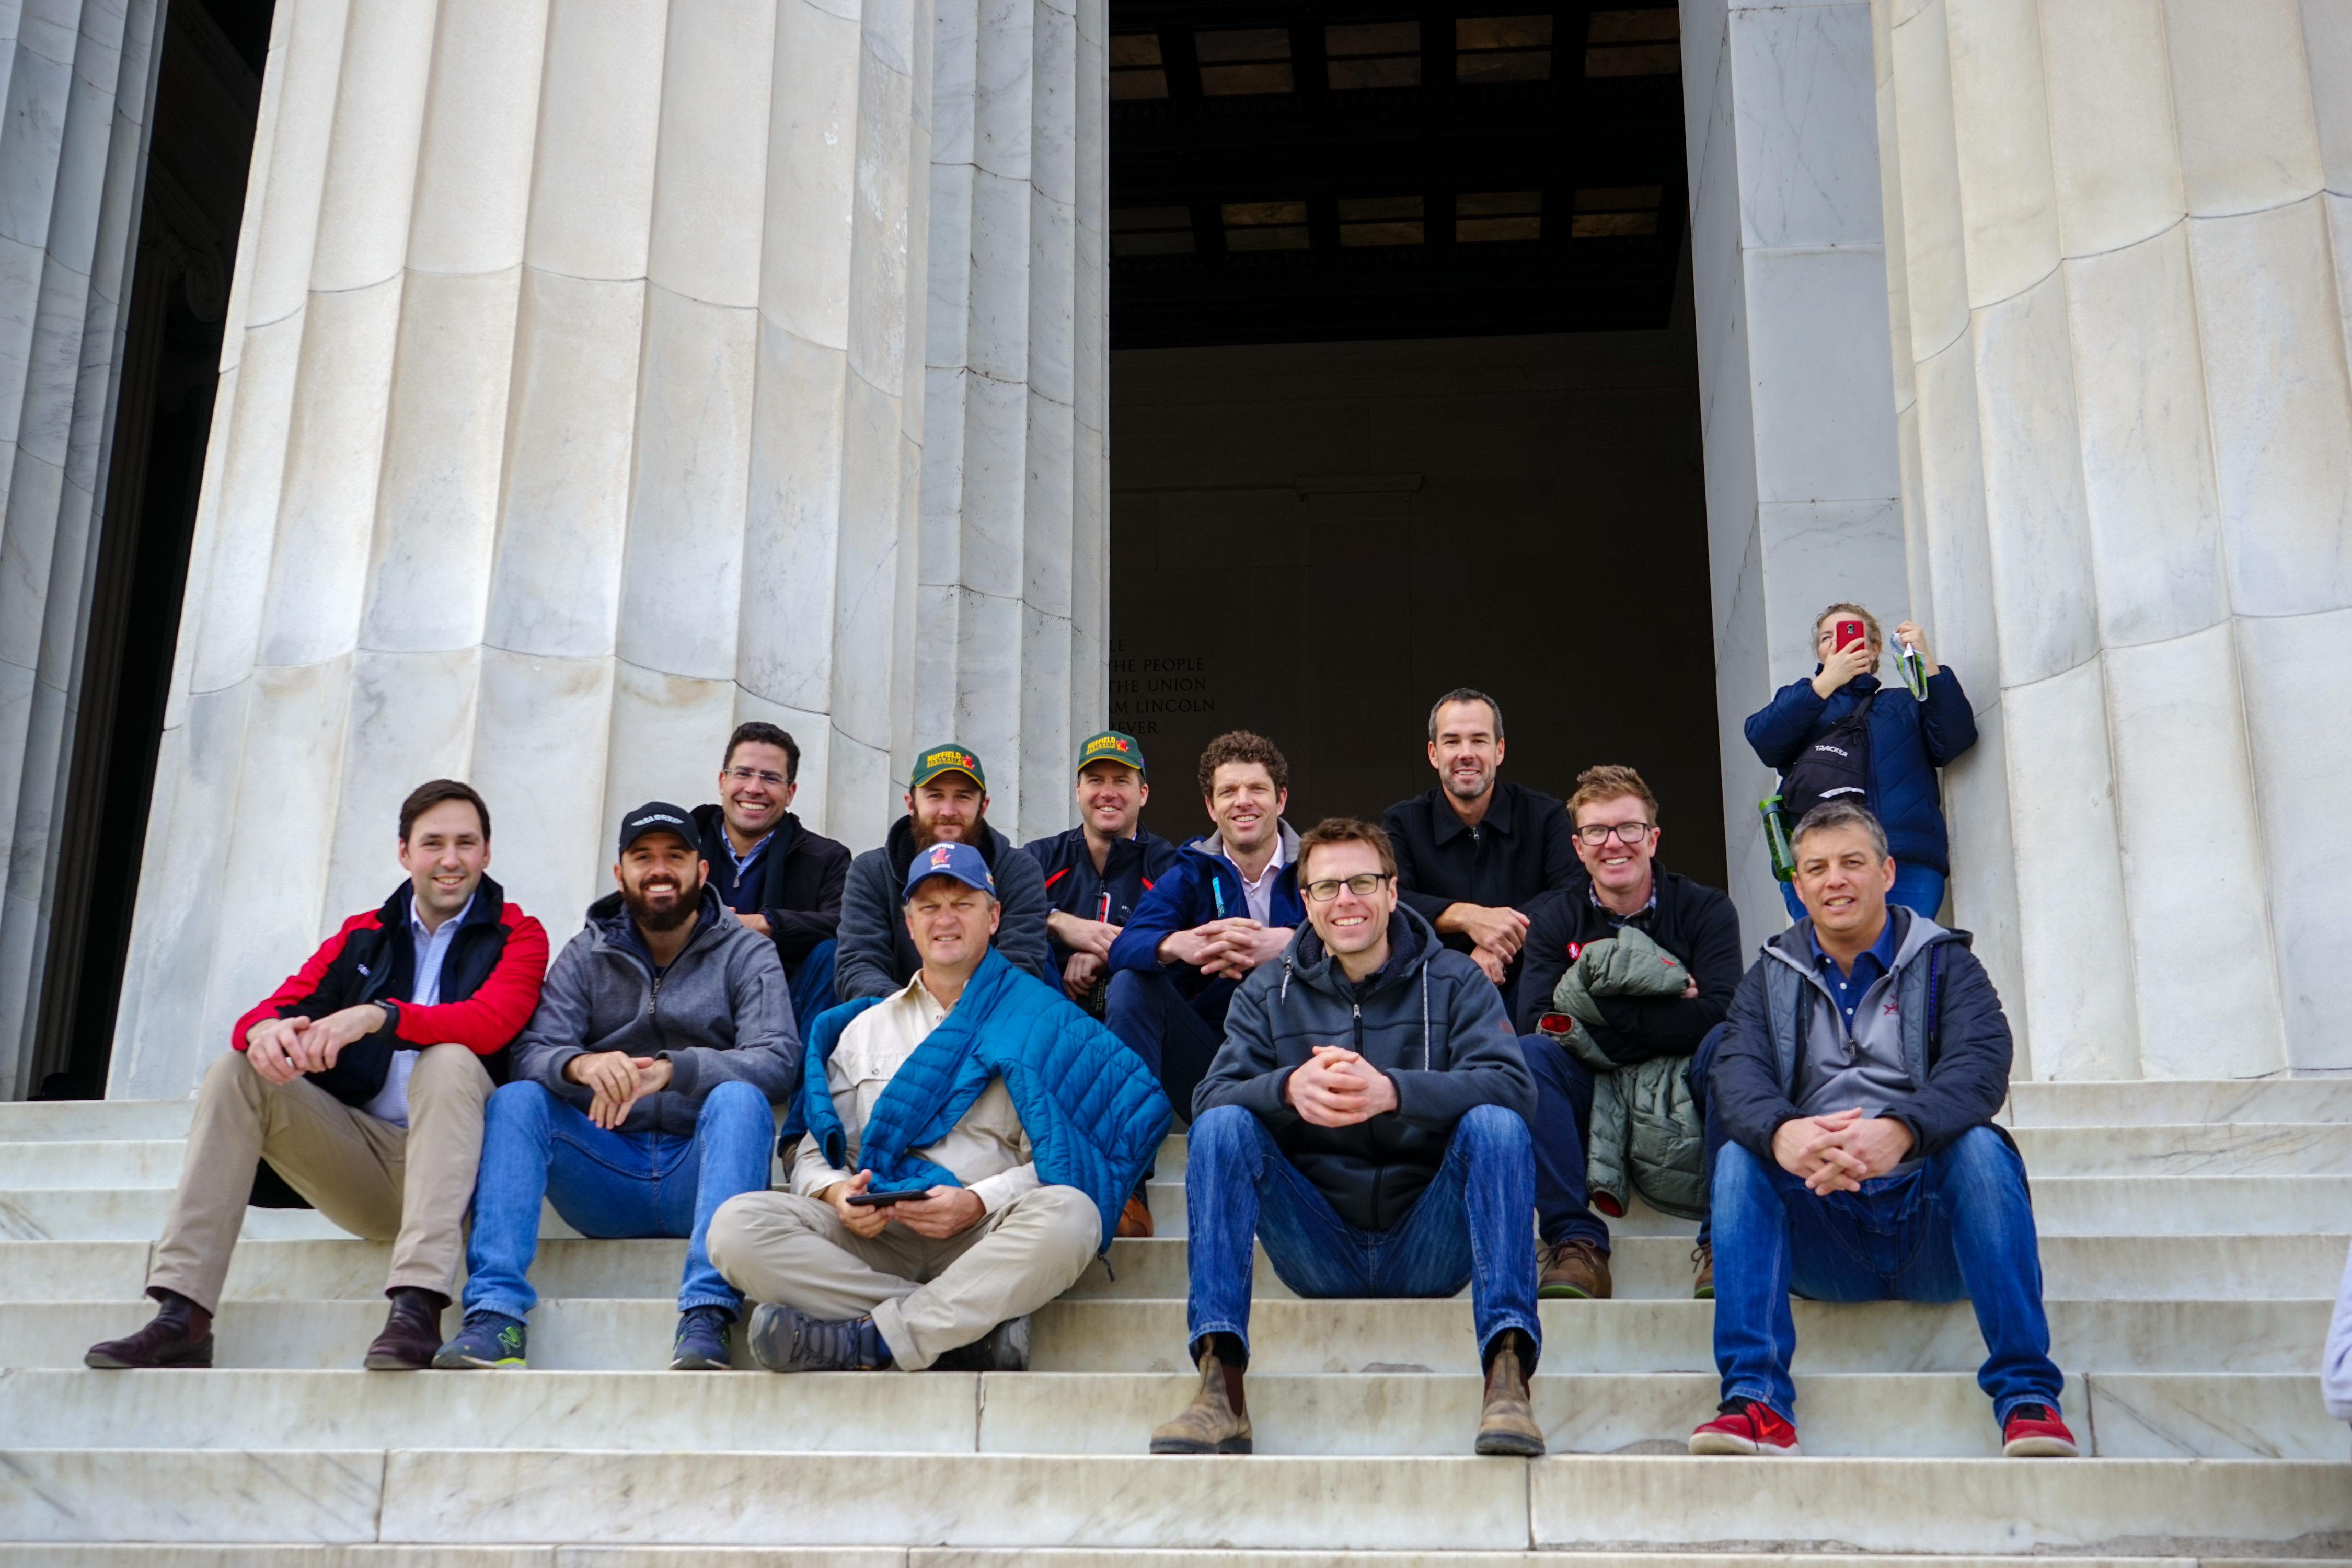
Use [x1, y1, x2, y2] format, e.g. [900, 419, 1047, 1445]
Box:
[617, 801, 701, 858]
[902, 840, 996, 902]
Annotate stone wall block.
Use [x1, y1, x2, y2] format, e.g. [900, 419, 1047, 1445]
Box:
[1028, 0, 1074, 208]
[924, 158, 976, 375]
[1888, 0, 1970, 358]
[215, 5, 291, 362]
[973, 0, 1035, 184]
[2187, 198, 2352, 617]
[740, 321, 849, 716]
[2330, 193, 2352, 377]
[764, 0, 858, 350]
[1912, 331, 1999, 698]
[162, 360, 239, 732]
[647, 0, 774, 312]
[1999, 659, 2138, 1078]
[846, 22, 914, 399]
[190, 310, 303, 689]
[1743, 245, 1900, 505]
[1757, 499, 1909, 689]
[2061, 227, 2228, 648]
[2103, 625, 2283, 1076]
[484, 269, 641, 660]
[523, 0, 665, 282]
[362, 265, 519, 652]
[909, 577, 960, 760]
[2304, 0, 2352, 191]
[2237, 604, 2352, 1069]
[469, 648, 611, 936]
[602, 663, 735, 839]
[1017, 599, 1069, 842]
[1897, 401, 1934, 650]
[932, 0, 977, 166]
[0, 236, 47, 450]
[306, 0, 435, 294]
[48, 6, 131, 282]
[950, 581, 1019, 797]
[917, 358, 968, 582]
[1942, 0, 2058, 308]
[1968, 269, 2099, 686]
[952, 365, 1026, 598]
[405, 0, 548, 276]
[2163, 0, 2325, 217]
[2036, 0, 2185, 258]
[1878, 67, 1917, 411]
[244, 0, 348, 327]
[965, 166, 1031, 384]
[0, 24, 73, 258]
[1727, 3, 1883, 251]
[829, 367, 905, 764]
[324, 645, 479, 921]
[0, 451, 59, 676]
[1935, 697, 2028, 1072]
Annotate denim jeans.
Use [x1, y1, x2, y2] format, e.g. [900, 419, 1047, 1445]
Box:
[1710, 1125, 2063, 1425]
[1183, 1101, 1541, 1369]
[789, 938, 838, 1037]
[1104, 966, 1228, 1122]
[462, 1078, 777, 1319]
[1781, 862, 1945, 923]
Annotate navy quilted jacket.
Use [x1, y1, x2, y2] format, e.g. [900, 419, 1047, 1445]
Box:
[782, 948, 1172, 1253]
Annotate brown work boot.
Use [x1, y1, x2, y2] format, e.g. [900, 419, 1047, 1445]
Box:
[1149, 1344, 1252, 1454]
[1475, 1331, 1546, 1456]
[363, 1288, 449, 1371]
[1116, 1192, 1155, 1238]
[1692, 1243, 1714, 1300]
[86, 1288, 213, 1369]
[1538, 1239, 1612, 1299]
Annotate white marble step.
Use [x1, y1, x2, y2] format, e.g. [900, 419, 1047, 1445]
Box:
[11, 1367, 2348, 1460]
[6, 1295, 2326, 1374]
[4, 1450, 2347, 1553]
[2004, 1079, 2352, 1125]
[3, 1556, 2344, 1568]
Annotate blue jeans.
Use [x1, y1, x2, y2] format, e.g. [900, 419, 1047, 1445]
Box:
[1524, 1030, 1728, 1252]
[1183, 1102, 1541, 1369]
[1105, 966, 1227, 1122]
[1782, 862, 1944, 923]
[463, 1078, 776, 1319]
[1710, 1125, 2062, 1425]
[789, 938, 838, 1037]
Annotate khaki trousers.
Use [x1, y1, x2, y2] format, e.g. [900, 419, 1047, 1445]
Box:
[147, 1044, 492, 1312]
[707, 1184, 1101, 1369]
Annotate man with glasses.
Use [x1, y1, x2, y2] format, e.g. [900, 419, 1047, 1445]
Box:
[1515, 766, 1743, 1301]
[694, 722, 852, 1031]
[1150, 818, 1544, 1459]
[1383, 688, 1579, 1017]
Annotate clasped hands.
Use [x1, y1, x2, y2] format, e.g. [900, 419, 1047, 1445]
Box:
[1444, 904, 1529, 986]
[1161, 917, 1289, 980]
[1772, 1107, 1914, 1195]
[1284, 1044, 1399, 1128]
[1049, 910, 1122, 999]
[243, 1006, 388, 1085]
[821, 1169, 986, 1240]
[563, 1049, 676, 1129]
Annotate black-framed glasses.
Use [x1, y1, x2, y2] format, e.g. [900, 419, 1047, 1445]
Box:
[724, 767, 789, 788]
[1304, 872, 1392, 903]
[1574, 821, 1653, 847]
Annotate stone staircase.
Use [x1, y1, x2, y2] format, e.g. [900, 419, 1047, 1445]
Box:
[1, 1081, 2347, 1564]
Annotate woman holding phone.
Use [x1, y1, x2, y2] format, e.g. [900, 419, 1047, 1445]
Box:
[1743, 602, 1978, 921]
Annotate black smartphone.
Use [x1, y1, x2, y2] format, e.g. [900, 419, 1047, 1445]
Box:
[847, 1189, 925, 1207]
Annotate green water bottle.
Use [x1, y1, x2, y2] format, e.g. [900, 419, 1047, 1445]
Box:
[1759, 794, 1795, 882]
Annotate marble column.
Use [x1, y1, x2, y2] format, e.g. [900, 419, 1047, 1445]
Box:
[1871, 0, 2352, 1077]
[0, 0, 166, 1097]
[111, 0, 1107, 1097]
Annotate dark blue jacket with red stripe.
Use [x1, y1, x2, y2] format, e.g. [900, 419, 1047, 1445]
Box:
[1105, 823, 1307, 1024]
[1020, 824, 1181, 974]
[230, 876, 550, 1106]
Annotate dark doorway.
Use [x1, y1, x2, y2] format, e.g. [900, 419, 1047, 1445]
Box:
[29, 0, 273, 1098]
[1106, 1, 1724, 886]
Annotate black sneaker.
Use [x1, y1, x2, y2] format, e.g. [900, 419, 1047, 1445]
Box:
[745, 1302, 885, 1372]
[432, 1310, 527, 1369]
[670, 1305, 734, 1371]
[932, 1315, 1031, 1372]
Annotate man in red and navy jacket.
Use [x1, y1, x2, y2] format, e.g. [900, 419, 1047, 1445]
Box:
[86, 779, 548, 1375]
[1021, 729, 1180, 1012]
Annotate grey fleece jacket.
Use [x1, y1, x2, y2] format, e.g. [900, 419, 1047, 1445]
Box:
[833, 816, 1050, 1002]
[513, 885, 801, 1135]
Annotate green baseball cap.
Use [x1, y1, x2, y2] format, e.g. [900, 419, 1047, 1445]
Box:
[1075, 729, 1146, 777]
[909, 742, 987, 791]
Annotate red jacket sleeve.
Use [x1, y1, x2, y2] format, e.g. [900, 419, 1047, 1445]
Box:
[389, 906, 550, 1055]
[228, 916, 368, 1053]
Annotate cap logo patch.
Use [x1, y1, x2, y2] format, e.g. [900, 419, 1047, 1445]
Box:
[926, 748, 977, 771]
[929, 845, 954, 867]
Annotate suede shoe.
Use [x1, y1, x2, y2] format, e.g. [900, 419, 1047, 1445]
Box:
[746, 1303, 887, 1372]
[670, 1305, 734, 1370]
[85, 1289, 213, 1369]
[1691, 1243, 1714, 1300]
[1115, 1192, 1155, 1238]
[433, 1310, 528, 1369]
[1689, 1398, 1800, 1455]
[2001, 1403, 2080, 1457]
[1538, 1239, 1612, 1299]
[933, 1315, 1031, 1372]
[1150, 1346, 1253, 1454]
[1474, 1333, 1546, 1456]
[363, 1288, 448, 1371]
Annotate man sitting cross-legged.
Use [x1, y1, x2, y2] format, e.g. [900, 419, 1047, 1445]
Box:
[435, 802, 799, 1373]
[86, 780, 548, 1372]
[708, 841, 1170, 1373]
[1692, 798, 2077, 1459]
[1151, 818, 1545, 1459]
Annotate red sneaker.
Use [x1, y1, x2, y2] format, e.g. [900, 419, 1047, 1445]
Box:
[2001, 1403, 2079, 1458]
[1689, 1399, 1800, 1455]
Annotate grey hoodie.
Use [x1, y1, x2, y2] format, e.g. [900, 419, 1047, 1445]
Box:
[513, 885, 801, 1135]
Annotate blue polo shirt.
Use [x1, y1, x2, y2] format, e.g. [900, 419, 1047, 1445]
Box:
[1809, 914, 1899, 1038]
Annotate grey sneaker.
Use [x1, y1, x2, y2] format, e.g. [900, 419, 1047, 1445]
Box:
[932, 1316, 1031, 1372]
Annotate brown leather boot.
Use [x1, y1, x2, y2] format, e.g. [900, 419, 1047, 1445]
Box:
[1115, 1192, 1155, 1239]
[1691, 1243, 1714, 1300]
[86, 1289, 213, 1369]
[1475, 1331, 1546, 1456]
[364, 1288, 449, 1370]
[1538, 1239, 1612, 1299]
[1149, 1345, 1252, 1454]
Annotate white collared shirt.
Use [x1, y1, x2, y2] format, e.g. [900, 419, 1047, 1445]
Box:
[1230, 834, 1285, 927]
[359, 890, 475, 1127]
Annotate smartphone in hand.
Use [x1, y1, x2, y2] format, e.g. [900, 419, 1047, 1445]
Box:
[1836, 619, 1866, 652]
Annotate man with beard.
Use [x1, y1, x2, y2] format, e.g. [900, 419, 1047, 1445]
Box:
[435, 803, 799, 1373]
[1382, 689, 1579, 1019]
[691, 721, 852, 1028]
[834, 744, 1050, 1004]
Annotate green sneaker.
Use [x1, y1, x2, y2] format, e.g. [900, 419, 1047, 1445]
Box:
[433, 1310, 527, 1369]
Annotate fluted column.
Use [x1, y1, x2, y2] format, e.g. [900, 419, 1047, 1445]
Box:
[0, 1, 165, 1096]
[1873, 0, 2352, 1077]
[112, 0, 1107, 1098]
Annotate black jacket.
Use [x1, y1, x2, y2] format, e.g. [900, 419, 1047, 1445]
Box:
[835, 816, 1051, 1000]
[1021, 824, 1182, 972]
[1382, 782, 1580, 978]
[1194, 906, 1535, 1232]
[690, 805, 851, 975]
[1512, 869, 1745, 1059]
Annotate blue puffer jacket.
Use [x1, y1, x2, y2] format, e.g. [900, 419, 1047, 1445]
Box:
[1743, 668, 1978, 873]
[782, 948, 1172, 1253]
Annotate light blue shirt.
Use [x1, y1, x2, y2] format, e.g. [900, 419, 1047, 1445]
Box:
[359, 890, 475, 1126]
